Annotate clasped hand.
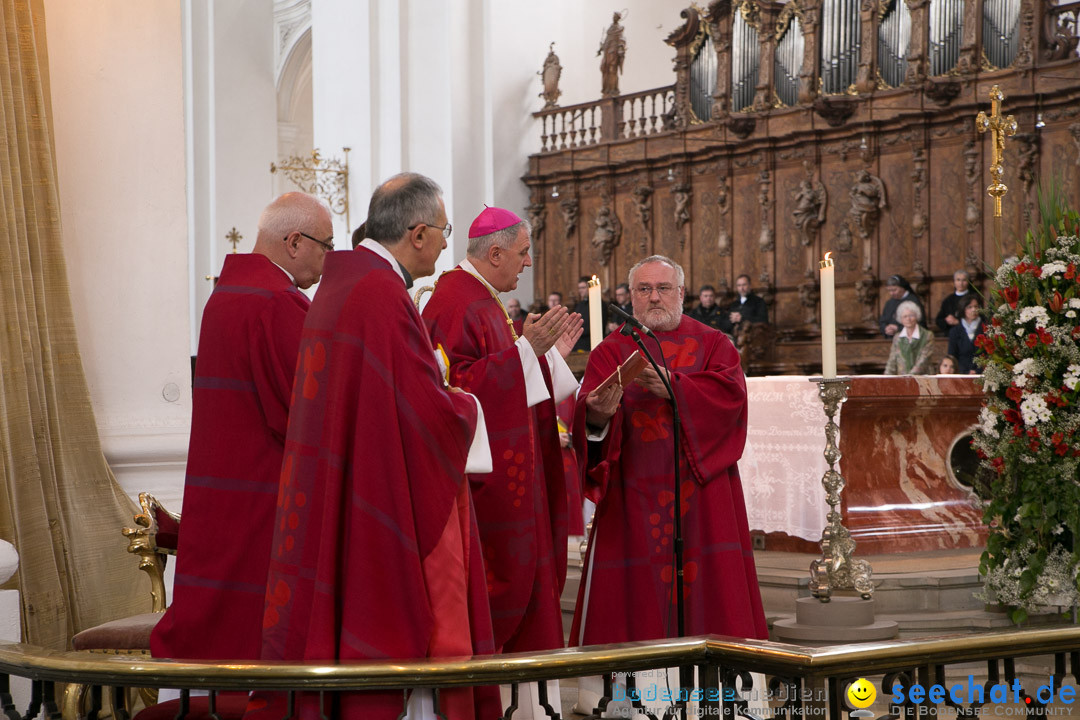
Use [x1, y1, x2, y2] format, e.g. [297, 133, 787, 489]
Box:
[522, 306, 584, 358]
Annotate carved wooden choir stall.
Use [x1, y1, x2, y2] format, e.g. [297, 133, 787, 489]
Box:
[524, 0, 1080, 374]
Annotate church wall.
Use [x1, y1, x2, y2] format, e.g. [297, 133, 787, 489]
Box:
[43, 0, 191, 507]
[524, 0, 1080, 373]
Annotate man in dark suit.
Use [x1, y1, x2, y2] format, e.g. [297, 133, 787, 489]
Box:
[719, 274, 768, 334]
[935, 269, 973, 334]
[606, 283, 633, 334]
[687, 284, 725, 331]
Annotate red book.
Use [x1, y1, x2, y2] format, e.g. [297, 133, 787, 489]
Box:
[595, 350, 647, 392]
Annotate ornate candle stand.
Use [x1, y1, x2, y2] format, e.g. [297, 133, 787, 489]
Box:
[808, 377, 875, 601]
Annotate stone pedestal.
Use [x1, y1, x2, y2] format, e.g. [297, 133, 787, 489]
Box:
[839, 376, 987, 554]
[773, 596, 898, 643]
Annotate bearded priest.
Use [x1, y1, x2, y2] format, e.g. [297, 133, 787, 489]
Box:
[570, 254, 768, 646]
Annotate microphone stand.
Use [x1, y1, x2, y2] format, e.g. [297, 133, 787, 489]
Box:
[618, 322, 685, 640]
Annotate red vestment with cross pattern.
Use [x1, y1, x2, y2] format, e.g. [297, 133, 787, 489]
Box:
[151, 253, 309, 662]
[423, 267, 568, 653]
[246, 248, 498, 720]
[570, 315, 768, 644]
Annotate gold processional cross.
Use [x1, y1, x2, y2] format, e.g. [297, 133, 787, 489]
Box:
[225, 227, 243, 254]
[975, 84, 1017, 245]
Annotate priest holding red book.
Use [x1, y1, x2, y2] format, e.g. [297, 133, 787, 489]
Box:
[570, 254, 768, 645]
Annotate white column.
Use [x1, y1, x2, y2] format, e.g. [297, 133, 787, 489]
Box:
[311, 0, 374, 247]
[188, 0, 278, 336]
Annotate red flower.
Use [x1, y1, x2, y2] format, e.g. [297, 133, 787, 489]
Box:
[1052, 432, 1065, 445]
[1073, 326, 1080, 340]
[1030, 438, 1041, 452]
[1039, 327, 1054, 345]
[1013, 424, 1025, 437]
[1067, 263, 1077, 280]
[1026, 333, 1040, 348]
[1003, 408, 1022, 424]
[992, 456, 1005, 472]
[975, 447, 987, 459]
[1006, 385, 1025, 404]
[1027, 427, 1040, 438]
[1032, 265, 1043, 277]
[1002, 286, 1020, 308]
[1056, 444, 1069, 456]
[1049, 291, 1065, 314]
[992, 316, 1002, 327]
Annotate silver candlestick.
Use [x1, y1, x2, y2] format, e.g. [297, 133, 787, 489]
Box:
[808, 377, 874, 601]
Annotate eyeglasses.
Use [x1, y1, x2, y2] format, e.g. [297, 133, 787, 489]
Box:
[634, 284, 677, 297]
[407, 221, 453, 239]
[286, 231, 335, 253]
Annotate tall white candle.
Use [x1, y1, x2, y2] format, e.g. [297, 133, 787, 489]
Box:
[588, 275, 602, 350]
[820, 253, 837, 378]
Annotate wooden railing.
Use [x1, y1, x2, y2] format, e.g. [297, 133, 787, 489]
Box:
[535, 87, 676, 152]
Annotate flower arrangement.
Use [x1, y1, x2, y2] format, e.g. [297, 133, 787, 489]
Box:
[972, 188, 1080, 623]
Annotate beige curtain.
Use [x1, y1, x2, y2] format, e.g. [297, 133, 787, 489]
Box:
[0, 0, 146, 649]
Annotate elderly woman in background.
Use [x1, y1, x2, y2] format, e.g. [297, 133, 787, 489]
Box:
[947, 295, 986, 374]
[885, 300, 934, 375]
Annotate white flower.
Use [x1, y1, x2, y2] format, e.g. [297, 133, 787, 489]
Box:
[1069, 310, 1077, 319]
[1020, 394, 1052, 426]
[979, 407, 1000, 438]
[1018, 306, 1050, 328]
[1016, 328, 1025, 337]
[1070, 298, 1080, 310]
[1065, 364, 1080, 390]
[1013, 358, 1035, 376]
[1014, 373, 1029, 388]
[1042, 261, 1068, 277]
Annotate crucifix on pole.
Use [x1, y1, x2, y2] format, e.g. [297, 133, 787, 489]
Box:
[976, 84, 1018, 246]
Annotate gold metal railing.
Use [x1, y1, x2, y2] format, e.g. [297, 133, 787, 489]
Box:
[5, 626, 1080, 718]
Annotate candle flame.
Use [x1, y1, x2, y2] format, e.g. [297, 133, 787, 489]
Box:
[588, 275, 600, 287]
[824, 251, 832, 261]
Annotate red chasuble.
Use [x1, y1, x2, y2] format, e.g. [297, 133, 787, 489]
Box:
[570, 316, 768, 644]
[423, 268, 567, 653]
[151, 253, 309, 661]
[246, 248, 497, 720]
[558, 396, 585, 536]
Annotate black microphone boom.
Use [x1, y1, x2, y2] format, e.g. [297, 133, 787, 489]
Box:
[607, 303, 655, 338]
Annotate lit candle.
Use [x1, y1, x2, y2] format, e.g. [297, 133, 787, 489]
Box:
[820, 253, 837, 379]
[588, 275, 602, 350]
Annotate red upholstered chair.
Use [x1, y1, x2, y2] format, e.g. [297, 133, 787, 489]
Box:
[61, 493, 184, 719]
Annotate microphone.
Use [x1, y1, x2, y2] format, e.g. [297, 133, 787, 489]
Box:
[608, 303, 655, 338]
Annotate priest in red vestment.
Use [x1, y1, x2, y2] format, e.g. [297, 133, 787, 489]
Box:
[151, 192, 332, 662]
[570, 254, 768, 644]
[422, 207, 582, 655]
[246, 173, 497, 720]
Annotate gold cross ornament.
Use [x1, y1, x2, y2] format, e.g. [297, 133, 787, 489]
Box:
[225, 226, 243, 253]
[975, 85, 1017, 219]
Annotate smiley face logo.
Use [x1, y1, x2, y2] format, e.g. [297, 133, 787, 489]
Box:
[847, 678, 876, 709]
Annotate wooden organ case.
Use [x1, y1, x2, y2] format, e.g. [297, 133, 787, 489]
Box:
[523, 0, 1080, 374]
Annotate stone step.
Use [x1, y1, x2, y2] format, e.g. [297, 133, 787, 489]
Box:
[562, 546, 1037, 642]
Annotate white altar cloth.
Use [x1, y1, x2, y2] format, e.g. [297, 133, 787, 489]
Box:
[741, 376, 829, 541]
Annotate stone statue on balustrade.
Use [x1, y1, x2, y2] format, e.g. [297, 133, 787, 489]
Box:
[792, 178, 828, 247]
[597, 12, 626, 98]
[538, 43, 562, 109]
[847, 169, 887, 242]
